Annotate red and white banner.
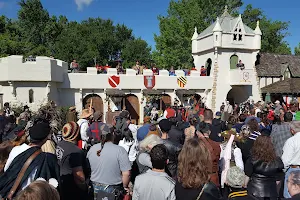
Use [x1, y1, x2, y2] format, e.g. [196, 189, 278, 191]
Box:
[144, 76, 155, 89]
[108, 75, 120, 88]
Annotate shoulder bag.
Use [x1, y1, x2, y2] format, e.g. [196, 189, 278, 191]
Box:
[4, 149, 42, 200]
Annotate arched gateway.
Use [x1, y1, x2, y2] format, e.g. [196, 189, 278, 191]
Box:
[83, 94, 104, 120]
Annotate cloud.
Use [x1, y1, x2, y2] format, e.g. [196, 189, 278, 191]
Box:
[0, 2, 5, 9]
[75, 0, 94, 10]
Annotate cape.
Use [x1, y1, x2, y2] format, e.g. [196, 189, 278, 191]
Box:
[0, 146, 60, 198]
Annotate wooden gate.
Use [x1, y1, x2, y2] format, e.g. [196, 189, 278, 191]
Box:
[161, 95, 171, 110]
[124, 95, 139, 125]
[83, 94, 103, 120]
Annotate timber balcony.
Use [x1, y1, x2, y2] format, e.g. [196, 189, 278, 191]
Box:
[229, 69, 254, 86]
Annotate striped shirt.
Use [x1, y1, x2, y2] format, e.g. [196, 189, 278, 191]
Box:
[249, 131, 261, 140]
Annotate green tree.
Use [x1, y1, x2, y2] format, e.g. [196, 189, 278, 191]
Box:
[154, 0, 243, 69]
[154, 0, 291, 68]
[295, 43, 300, 56]
[242, 4, 291, 54]
[122, 38, 152, 68]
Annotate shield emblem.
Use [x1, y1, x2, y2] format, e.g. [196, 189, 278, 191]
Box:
[144, 76, 155, 89]
[177, 76, 187, 88]
[108, 75, 120, 88]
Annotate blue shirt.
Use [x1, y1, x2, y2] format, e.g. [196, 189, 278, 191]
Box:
[137, 124, 151, 141]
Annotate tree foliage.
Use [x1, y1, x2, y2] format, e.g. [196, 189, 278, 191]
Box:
[154, 0, 291, 69]
[0, 0, 151, 69]
[295, 43, 300, 56]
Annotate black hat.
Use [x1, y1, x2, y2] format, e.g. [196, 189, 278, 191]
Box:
[159, 119, 172, 133]
[29, 122, 51, 141]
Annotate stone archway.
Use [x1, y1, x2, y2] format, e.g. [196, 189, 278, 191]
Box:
[83, 94, 104, 119]
[227, 86, 252, 105]
[122, 94, 140, 125]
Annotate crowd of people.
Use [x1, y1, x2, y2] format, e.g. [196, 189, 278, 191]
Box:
[1, 98, 300, 200]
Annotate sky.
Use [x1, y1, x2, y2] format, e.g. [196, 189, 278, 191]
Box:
[0, 0, 299, 53]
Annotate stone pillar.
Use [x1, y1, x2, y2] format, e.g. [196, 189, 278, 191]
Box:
[100, 91, 108, 123]
[76, 88, 83, 113]
[45, 82, 51, 104]
[137, 90, 145, 124]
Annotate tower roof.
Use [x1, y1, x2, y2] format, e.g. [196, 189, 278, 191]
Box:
[213, 17, 222, 32]
[198, 6, 255, 38]
[191, 27, 198, 40]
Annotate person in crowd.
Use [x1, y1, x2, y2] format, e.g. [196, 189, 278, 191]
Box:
[0, 141, 13, 175]
[151, 64, 159, 75]
[137, 116, 151, 142]
[176, 138, 222, 200]
[56, 122, 88, 200]
[70, 59, 79, 73]
[132, 61, 141, 75]
[259, 112, 272, 131]
[227, 115, 237, 130]
[77, 109, 92, 149]
[184, 114, 197, 142]
[15, 180, 60, 200]
[159, 119, 182, 178]
[271, 113, 293, 157]
[128, 120, 138, 140]
[220, 102, 225, 113]
[66, 106, 77, 123]
[136, 134, 163, 175]
[282, 121, 300, 198]
[237, 118, 261, 163]
[226, 166, 250, 200]
[133, 144, 175, 200]
[244, 109, 261, 124]
[0, 109, 6, 143]
[274, 100, 283, 116]
[168, 117, 185, 145]
[87, 124, 131, 200]
[87, 111, 104, 145]
[245, 135, 284, 200]
[200, 66, 207, 76]
[146, 124, 160, 137]
[285, 170, 300, 200]
[18, 105, 31, 124]
[118, 127, 138, 163]
[169, 66, 176, 76]
[3, 102, 14, 117]
[0, 121, 60, 199]
[233, 113, 246, 133]
[197, 122, 221, 187]
[3, 115, 17, 138]
[222, 101, 233, 122]
[207, 110, 226, 142]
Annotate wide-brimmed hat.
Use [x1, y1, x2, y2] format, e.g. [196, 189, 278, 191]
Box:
[62, 122, 80, 141]
[226, 166, 245, 188]
[80, 109, 92, 119]
[69, 106, 76, 111]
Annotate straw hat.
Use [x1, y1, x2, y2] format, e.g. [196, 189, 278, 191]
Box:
[69, 106, 76, 111]
[80, 109, 92, 119]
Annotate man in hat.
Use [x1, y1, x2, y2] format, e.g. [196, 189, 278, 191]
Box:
[77, 109, 92, 149]
[282, 121, 300, 198]
[66, 106, 78, 123]
[56, 122, 88, 200]
[137, 116, 151, 142]
[226, 166, 250, 199]
[87, 111, 104, 145]
[0, 122, 60, 199]
[209, 110, 227, 142]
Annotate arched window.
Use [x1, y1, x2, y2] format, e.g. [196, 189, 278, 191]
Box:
[230, 55, 238, 69]
[284, 68, 291, 79]
[29, 89, 34, 103]
[233, 24, 243, 42]
[205, 58, 212, 76]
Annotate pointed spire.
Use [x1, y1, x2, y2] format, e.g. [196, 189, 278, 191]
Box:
[254, 20, 262, 35]
[191, 27, 198, 40]
[221, 5, 230, 17]
[213, 17, 222, 32]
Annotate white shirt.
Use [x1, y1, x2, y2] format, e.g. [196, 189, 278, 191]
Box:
[129, 124, 138, 140]
[118, 138, 139, 162]
[4, 144, 38, 189]
[282, 132, 300, 169]
[77, 119, 89, 148]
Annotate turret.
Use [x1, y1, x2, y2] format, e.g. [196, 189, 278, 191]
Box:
[254, 21, 262, 50]
[192, 27, 198, 53]
[213, 17, 222, 47]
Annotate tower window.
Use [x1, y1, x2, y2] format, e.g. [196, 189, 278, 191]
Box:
[233, 24, 243, 42]
[216, 35, 218, 41]
[29, 89, 34, 103]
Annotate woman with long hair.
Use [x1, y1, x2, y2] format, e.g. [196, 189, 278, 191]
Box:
[245, 135, 284, 200]
[175, 138, 222, 200]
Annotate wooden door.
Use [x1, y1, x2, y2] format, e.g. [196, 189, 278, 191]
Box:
[125, 95, 139, 125]
[161, 95, 171, 110]
[84, 95, 103, 120]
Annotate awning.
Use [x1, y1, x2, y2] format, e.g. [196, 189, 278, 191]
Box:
[176, 89, 205, 95]
[105, 89, 126, 96]
[261, 78, 300, 94]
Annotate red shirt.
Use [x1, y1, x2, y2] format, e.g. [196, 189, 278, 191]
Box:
[165, 108, 176, 119]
